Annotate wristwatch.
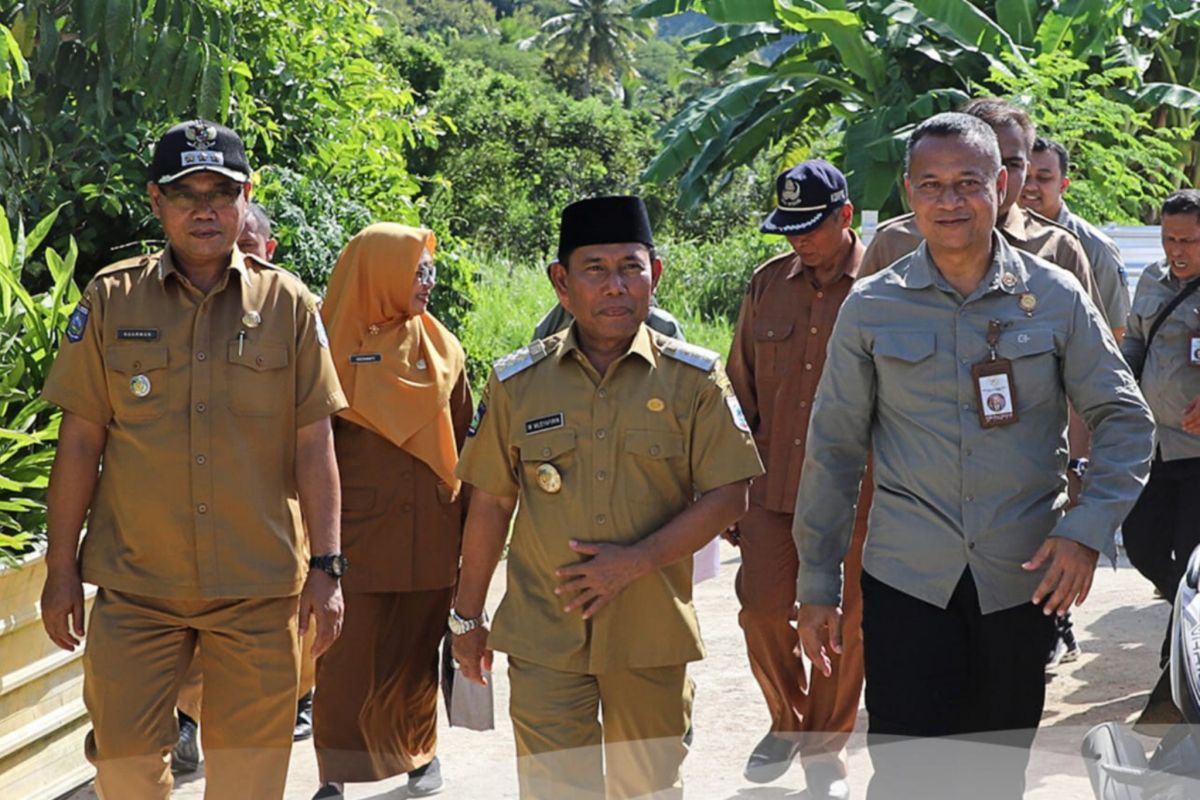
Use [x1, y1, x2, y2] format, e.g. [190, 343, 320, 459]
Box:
[448, 608, 489, 636]
[1068, 458, 1089, 479]
[309, 553, 349, 579]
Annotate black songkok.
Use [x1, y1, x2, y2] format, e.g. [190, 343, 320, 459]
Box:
[556, 196, 655, 265]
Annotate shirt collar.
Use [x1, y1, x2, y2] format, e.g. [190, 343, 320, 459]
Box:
[785, 229, 864, 282]
[896, 232, 1026, 295]
[1055, 203, 1072, 226]
[556, 321, 657, 368]
[998, 205, 1028, 243]
[157, 243, 250, 286]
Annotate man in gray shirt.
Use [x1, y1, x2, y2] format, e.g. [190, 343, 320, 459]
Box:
[793, 113, 1153, 800]
[1122, 189, 1200, 671]
[1021, 137, 1132, 338]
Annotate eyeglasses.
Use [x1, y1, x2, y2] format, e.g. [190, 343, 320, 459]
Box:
[158, 184, 245, 210]
[416, 264, 437, 285]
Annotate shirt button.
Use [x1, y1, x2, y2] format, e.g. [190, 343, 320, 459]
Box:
[132, 361, 142, 370]
[810, 327, 818, 335]
[649, 445, 661, 456]
[595, 514, 607, 525]
[960, 358, 969, 365]
[799, 400, 808, 408]
[196, 455, 206, 465]
[196, 351, 207, 361]
[197, 503, 208, 514]
[793, 438, 802, 446]
[598, 388, 607, 398]
[542, 447, 552, 457]
[965, 448, 973, 456]
[256, 356, 264, 366]
[767, 331, 775, 338]
[195, 402, 207, 413]
[596, 471, 607, 481]
[804, 363, 813, 371]
[816, 291, 824, 299]
[962, 404, 970, 410]
[968, 542, 976, 550]
[596, 429, 607, 440]
[966, 495, 974, 502]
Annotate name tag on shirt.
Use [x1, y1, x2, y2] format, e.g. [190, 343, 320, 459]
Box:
[972, 360, 1018, 428]
[117, 328, 160, 341]
[1190, 337, 1200, 366]
[350, 353, 382, 364]
[525, 413, 564, 434]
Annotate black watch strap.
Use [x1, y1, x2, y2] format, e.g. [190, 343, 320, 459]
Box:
[310, 553, 348, 578]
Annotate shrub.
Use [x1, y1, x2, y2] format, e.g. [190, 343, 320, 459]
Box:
[0, 206, 79, 565]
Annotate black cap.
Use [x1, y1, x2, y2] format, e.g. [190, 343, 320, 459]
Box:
[149, 119, 250, 185]
[760, 160, 849, 235]
[556, 196, 655, 264]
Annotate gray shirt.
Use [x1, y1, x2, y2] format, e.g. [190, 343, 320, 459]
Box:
[1057, 203, 1132, 328]
[793, 234, 1153, 613]
[1122, 259, 1200, 461]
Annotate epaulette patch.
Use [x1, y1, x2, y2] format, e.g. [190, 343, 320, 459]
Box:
[494, 339, 551, 381]
[659, 339, 718, 372]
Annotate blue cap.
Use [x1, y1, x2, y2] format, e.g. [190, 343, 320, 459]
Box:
[760, 160, 849, 235]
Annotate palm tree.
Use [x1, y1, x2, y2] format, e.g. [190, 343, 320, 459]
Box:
[539, 0, 652, 98]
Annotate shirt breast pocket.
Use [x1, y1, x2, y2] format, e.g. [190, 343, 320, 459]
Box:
[872, 332, 937, 407]
[998, 328, 1059, 410]
[623, 429, 688, 509]
[753, 318, 796, 378]
[226, 341, 290, 416]
[104, 344, 170, 421]
[518, 429, 577, 496]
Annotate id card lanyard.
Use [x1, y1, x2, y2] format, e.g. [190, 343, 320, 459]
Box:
[972, 319, 1019, 428]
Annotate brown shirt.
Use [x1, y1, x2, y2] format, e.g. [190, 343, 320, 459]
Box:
[456, 325, 764, 673]
[335, 370, 473, 593]
[726, 234, 865, 513]
[42, 246, 347, 599]
[860, 206, 1105, 317]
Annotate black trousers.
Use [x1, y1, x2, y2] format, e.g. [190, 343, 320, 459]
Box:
[861, 569, 1055, 800]
[1123, 455, 1200, 606]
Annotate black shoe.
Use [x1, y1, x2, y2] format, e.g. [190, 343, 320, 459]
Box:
[408, 756, 444, 797]
[294, 690, 314, 741]
[171, 711, 200, 774]
[805, 763, 850, 800]
[743, 732, 800, 784]
[311, 784, 343, 799]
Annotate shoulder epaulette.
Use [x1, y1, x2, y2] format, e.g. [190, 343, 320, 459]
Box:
[657, 336, 719, 372]
[494, 338, 553, 381]
[94, 253, 156, 278]
[244, 252, 279, 271]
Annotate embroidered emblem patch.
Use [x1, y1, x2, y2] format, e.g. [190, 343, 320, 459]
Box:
[726, 395, 751, 434]
[66, 303, 90, 343]
[467, 401, 487, 437]
[524, 413, 564, 435]
[314, 314, 329, 348]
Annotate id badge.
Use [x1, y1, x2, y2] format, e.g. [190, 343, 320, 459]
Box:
[1190, 336, 1200, 366]
[972, 359, 1019, 428]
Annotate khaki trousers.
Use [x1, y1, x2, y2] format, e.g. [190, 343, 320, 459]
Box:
[508, 656, 693, 800]
[177, 626, 316, 721]
[735, 492, 868, 773]
[83, 589, 300, 800]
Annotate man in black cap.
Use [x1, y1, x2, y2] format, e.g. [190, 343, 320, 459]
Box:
[451, 195, 764, 799]
[39, 119, 348, 799]
[724, 160, 866, 798]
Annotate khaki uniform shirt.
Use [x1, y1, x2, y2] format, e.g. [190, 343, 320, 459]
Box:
[42, 246, 347, 599]
[1056, 203, 1132, 329]
[860, 206, 1106, 319]
[793, 235, 1153, 613]
[335, 370, 473, 593]
[1122, 259, 1200, 461]
[726, 233, 865, 513]
[456, 324, 763, 673]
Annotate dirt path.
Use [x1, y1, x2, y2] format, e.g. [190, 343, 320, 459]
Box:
[64, 545, 1170, 799]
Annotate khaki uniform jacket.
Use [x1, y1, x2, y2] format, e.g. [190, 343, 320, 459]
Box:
[726, 233, 865, 513]
[860, 206, 1106, 319]
[335, 370, 473, 593]
[456, 324, 764, 674]
[42, 246, 347, 599]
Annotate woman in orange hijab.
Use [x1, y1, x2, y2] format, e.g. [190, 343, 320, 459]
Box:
[312, 223, 472, 800]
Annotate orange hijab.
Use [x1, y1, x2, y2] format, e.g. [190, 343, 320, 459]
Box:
[321, 223, 465, 493]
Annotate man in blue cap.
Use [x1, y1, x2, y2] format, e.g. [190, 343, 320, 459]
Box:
[725, 161, 867, 799]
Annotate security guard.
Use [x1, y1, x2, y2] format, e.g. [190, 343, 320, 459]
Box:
[40, 120, 348, 800]
[793, 114, 1152, 800]
[860, 99, 1110, 328]
[725, 160, 867, 799]
[451, 196, 764, 799]
[1122, 190, 1200, 675]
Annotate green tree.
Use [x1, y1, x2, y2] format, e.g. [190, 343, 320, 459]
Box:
[539, 0, 652, 98]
